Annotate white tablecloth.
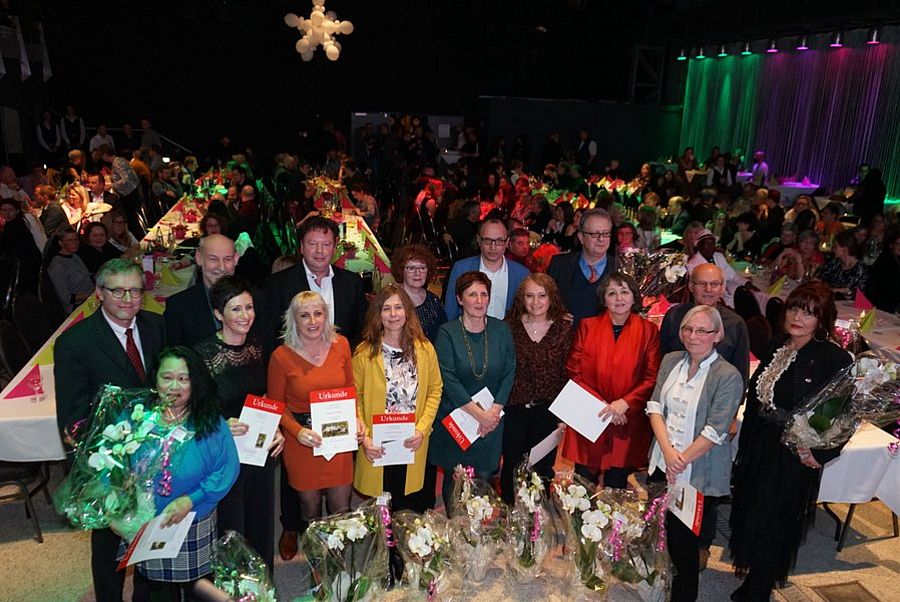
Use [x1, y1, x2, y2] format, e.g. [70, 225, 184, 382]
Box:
[734, 173, 819, 199]
[874, 452, 900, 515]
[817, 423, 899, 504]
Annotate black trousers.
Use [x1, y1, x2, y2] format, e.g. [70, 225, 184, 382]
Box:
[91, 527, 125, 602]
[698, 495, 722, 549]
[218, 457, 276, 569]
[382, 464, 432, 514]
[278, 461, 307, 534]
[499, 403, 558, 505]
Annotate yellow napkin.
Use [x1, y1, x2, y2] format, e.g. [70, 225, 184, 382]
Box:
[34, 342, 55, 367]
[767, 275, 787, 296]
[141, 294, 166, 315]
[159, 266, 181, 286]
[859, 309, 876, 333]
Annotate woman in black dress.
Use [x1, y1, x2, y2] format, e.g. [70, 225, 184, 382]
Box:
[194, 275, 283, 569]
[390, 244, 447, 343]
[729, 281, 852, 601]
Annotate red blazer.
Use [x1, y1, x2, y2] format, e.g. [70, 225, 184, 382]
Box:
[561, 312, 661, 470]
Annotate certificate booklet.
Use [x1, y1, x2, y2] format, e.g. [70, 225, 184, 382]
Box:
[310, 387, 359, 461]
[371, 413, 416, 467]
[442, 387, 504, 451]
[668, 481, 705, 536]
[549, 379, 612, 443]
[117, 512, 197, 569]
[235, 395, 285, 467]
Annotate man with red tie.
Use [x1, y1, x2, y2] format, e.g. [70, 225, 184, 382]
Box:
[547, 208, 618, 324]
[55, 257, 165, 601]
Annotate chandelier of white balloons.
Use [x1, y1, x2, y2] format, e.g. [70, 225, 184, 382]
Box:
[284, 0, 354, 62]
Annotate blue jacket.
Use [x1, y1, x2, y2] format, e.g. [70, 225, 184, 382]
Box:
[443, 256, 530, 320]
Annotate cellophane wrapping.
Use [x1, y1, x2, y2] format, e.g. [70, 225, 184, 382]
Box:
[504, 459, 555, 581]
[393, 509, 462, 601]
[211, 530, 277, 601]
[447, 465, 508, 583]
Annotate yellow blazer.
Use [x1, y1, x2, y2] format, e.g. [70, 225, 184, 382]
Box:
[352, 339, 443, 497]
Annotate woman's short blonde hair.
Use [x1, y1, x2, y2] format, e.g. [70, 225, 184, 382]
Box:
[680, 304, 724, 343]
[282, 291, 336, 352]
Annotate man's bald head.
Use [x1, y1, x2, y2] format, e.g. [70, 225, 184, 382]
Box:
[689, 263, 725, 307]
[196, 234, 238, 288]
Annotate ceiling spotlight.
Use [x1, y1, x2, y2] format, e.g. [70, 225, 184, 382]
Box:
[766, 39, 778, 54]
[717, 44, 728, 57]
[695, 47, 706, 60]
[796, 35, 809, 50]
[741, 41, 753, 55]
[676, 48, 687, 61]
[867, 27, 881, 45]
[830, 31, 844, 48]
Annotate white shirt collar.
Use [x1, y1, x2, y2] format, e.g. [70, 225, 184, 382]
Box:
[303, 260, 334, 282]
[100, 307, 137, 336]
[479, 255, 507, 275]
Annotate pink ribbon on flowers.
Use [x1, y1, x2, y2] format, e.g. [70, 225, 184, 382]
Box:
[643, 493, 669, 552]
[379, 504, 395, 548]
[609, 519, 623, 561]
[464, 466, 475, 479]
[157, 437, 173, 497]
[530, 511, 542, 543]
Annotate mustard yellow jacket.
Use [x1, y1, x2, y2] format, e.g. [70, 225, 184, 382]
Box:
[352, 339, 443, 496]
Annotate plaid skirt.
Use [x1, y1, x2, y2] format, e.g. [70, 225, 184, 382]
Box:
[137, 510, 217, 582]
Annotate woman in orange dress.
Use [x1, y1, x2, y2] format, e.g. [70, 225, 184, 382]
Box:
[560, 273, 661, 487]
[268, 291, 356, 525]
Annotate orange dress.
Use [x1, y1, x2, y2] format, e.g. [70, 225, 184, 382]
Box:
[268, 336, 354, 491]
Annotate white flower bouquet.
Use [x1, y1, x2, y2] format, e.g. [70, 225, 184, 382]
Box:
[392, 510, 461, 600]
[301, 503, 388, 602]
[551, 473, 610, 598]
[211, 530, 277, 602]
[618, 250, 688, 309]
[782, 349, 900, 453]
[506, 460, 555, 580]
[448, 465, 508, 583]
[53, 386, 193, 541]
[596, 488, 671, 602]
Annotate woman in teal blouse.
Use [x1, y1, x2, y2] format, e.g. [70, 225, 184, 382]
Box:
[428, 271, 516, 514]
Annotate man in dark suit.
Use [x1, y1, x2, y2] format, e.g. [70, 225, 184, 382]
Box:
[547, 207, 617, 324]
[54, 258, 165, 602]
[262, 214, 367, 562]
[165, 233, 242, 347]
[86, 172, 122, 215]
[34, 184, 68, 238]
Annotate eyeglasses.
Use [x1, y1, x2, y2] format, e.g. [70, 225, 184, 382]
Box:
[404, 265, 428, 273]
[580, 230, 612, 240]
[102, 287, 144, 299]
[680, 326, 718, 336]
[479, 237, 508, 247]
[691, 280, 723, 289]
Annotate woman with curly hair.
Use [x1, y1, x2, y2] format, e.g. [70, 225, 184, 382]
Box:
[391, 244, 447, 342]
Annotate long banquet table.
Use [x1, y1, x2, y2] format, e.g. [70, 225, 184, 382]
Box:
[0, 202, 201, 462]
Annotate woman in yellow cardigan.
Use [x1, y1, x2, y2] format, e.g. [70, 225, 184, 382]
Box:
[353, 283, 442, 512]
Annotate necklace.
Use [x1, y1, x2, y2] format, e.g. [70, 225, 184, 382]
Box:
[164, 405, 189, 423]
[522, 317, 551, 336]
[459, 316, 489, 380]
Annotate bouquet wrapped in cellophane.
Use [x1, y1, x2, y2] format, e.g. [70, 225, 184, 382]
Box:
[448, 465, 508, 583]
[618, 250, 688, 310]
[53, 386, 192, 541]
[551, 473, 610, 599]
[505, 459, 555, 581]
[211, 530, 277, 601]
[782, 349, 900, 453]
[301, 501, 389, 602]
[596, 487, 671, 602]
[392, 510, 461, 600]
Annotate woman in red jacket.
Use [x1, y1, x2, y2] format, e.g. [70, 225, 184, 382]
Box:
[560, 273, 661, 487]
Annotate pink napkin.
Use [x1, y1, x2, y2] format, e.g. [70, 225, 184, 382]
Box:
[854, 290, 874, 310]
[63, 311, 86, 333]
[4, 364, 41, 399]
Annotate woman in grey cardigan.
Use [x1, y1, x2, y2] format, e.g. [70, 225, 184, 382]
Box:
[646, 304, 743, 602]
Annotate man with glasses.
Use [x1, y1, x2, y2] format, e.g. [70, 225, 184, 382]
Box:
[443, 218, 529, 319]
[547, 207, 617, 323]
[658, 262, 749, 572]
[54, 258, 164, 601]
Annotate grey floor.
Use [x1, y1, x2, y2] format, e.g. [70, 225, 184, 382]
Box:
[1, 468, 897, 602]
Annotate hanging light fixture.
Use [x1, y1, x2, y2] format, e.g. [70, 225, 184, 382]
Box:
[284, 0, 354, 62]
[741, 41, 753, 55]
[717, 44, 728, 57]
[676, 48, 687, 61]
[766, 39, 778, 54]
[695, 46, 706, 60]
[830, 31, 844, 48]
[796, 35, 809, 51]
[867, 27, 881, 45]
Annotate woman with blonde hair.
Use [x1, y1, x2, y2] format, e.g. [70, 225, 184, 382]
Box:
[268, 291, 357, 550]
[353, 283, 442, 512]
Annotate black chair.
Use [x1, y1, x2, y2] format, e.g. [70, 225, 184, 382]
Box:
[11, 291, 55, 356]
[0, 319, 30, 387]
[765, 297, 785, 336]
[746, 315, 773, 360]
[0, 461, 51, 543]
